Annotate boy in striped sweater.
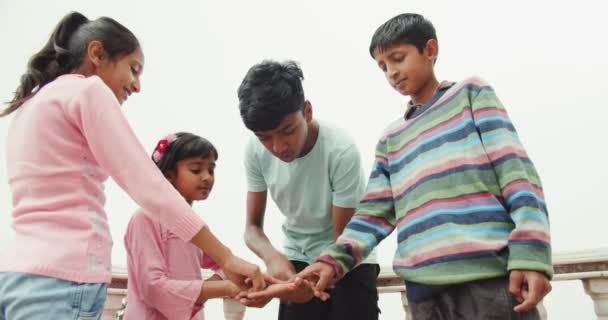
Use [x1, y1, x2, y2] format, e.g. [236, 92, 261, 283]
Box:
[296, 13, 552, 319]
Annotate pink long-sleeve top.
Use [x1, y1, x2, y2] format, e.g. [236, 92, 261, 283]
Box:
[124, 209, 221, 320]
[0, 74, 206, 283]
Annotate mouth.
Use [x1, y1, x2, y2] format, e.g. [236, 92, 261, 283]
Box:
[394, 78, 407, 88]
[123, 88, 132, 101]
[198, 186, 211, 193]
[279, 152, 294, 162]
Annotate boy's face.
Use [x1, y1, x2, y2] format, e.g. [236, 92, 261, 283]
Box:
[254, 102, 313, 163]
[372, 41, 437, 96]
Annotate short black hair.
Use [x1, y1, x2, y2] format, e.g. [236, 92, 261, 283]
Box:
[153, 132, 218, 176]
[369, 13, 436, 57]
[237, 60, 305, 132]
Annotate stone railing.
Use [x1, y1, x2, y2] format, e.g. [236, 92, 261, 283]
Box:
[104, 248, 608, 320]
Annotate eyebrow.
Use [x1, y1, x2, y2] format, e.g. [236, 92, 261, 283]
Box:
[279, 121, 296, 132]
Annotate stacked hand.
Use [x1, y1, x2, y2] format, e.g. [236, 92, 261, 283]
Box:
[235, 255, 332, 307]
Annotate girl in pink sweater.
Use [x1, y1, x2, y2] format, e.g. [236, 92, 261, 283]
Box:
[0, 11, 264, 320]
[124, 132, 244, 320]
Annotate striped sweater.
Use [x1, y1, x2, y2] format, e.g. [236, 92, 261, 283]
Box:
[317, 77, 552, 288]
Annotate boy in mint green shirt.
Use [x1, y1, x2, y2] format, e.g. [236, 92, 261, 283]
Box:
[237, 60, 380, 320]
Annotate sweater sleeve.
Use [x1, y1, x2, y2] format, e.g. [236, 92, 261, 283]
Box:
[470, 83, 553, 278]
[124, 214, 203, 318]
[316, 138, 396, 279]
[64, 76, 206, 241]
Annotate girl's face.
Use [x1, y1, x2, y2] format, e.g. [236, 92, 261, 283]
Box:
[95, 46, 144, 105]
[168, 156, 216, 204]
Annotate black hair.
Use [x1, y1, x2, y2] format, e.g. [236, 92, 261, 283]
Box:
[237, 60, 306, 132]
[369, 13, 437, 57]
[153, 132, 218, 177]
[2, 11, 140, 117]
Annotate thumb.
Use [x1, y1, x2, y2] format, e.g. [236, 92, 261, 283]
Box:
[509, 271, 524, 303]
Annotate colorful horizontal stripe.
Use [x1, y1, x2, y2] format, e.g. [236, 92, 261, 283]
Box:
[318, 77, 553, 286]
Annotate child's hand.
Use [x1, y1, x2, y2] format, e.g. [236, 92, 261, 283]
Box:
[222, 255, 265, 291]
[238, 274, 293, 308]
[222, 280, 243, 298]
[294, 262, 336, 301]
[276, 278, 319, 303]
[509, 270, 552, 312]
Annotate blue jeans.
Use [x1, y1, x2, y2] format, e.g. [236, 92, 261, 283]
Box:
[0, 272, 108, 320]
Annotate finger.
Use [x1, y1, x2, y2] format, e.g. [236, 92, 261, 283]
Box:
[317, 290, 330, 301]
[248, 283, 297, 299]
[509, 271, 524, 303]
[250, 268, 266, 291]
[313, 288, 331, 301]
[314, 267, 334, 292]
[239, 297, 266, 308]
[295, 265, 321, 281]
[514, 278, 543, 313]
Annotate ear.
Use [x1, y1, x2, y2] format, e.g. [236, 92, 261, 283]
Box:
[86, 40, 107, 68]
[304, 100, 313, 123]
[424, 39, 439, 62]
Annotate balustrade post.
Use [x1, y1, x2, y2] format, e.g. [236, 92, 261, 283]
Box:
[584, 278, 608, 319]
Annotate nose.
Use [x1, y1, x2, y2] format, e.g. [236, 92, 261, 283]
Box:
[131, 77, 141, 93]
[200, 170, 212, 182]
[272, 137, 287, 155]
[387, 65, 399, 81]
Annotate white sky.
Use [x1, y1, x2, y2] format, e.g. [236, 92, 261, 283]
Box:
[1, 0, 607, 319]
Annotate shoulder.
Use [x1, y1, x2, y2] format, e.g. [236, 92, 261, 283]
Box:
[378, 117, 407, 143]
[452, 76, 496, 95]
[53, 74, 114, 98]
[244, 134, 265, 159]
[318, 121, 357, 150]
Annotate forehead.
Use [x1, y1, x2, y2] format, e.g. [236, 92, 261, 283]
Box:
[121, 46, 145, 66]
[373, 43, 418, 62]
[180, 156, 216, 165]
[254, 112, 302, 136]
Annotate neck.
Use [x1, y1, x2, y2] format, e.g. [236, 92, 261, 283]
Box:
[299, 120, 319, 158]
[75, 62, 96, 77]
[411, 75, 440, 106]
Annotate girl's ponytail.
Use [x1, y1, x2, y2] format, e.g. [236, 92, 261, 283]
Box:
[2, 12, 88, 117]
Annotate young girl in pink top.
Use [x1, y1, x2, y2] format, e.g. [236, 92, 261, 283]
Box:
[124, 132, 244, 320]
[0, 12, 263, 320]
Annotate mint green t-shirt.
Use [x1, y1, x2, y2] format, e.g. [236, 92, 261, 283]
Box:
[244, 122, 377, 264]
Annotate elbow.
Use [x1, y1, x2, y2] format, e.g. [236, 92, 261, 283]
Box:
[243, 224, 259, 248]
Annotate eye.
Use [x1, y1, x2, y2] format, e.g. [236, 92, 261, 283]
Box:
[391, 54, 405, 62]
[190, 169, 201, 174]
[258, 136, 270, 142]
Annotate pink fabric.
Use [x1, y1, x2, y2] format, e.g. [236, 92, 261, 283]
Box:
[0, 74, 206, 283]
[124, 210, 220, 320]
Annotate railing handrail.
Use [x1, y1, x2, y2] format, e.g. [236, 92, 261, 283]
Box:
[108, 247, 608, 292]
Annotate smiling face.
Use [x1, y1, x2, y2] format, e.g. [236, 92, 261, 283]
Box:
[168, 155, 216, 204]
[372, 41, 436, 97]
[94, 44, 144, 105]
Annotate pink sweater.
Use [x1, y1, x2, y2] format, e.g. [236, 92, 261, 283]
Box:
[0, 74, 206, 283]
[124, 210, 221, 320]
